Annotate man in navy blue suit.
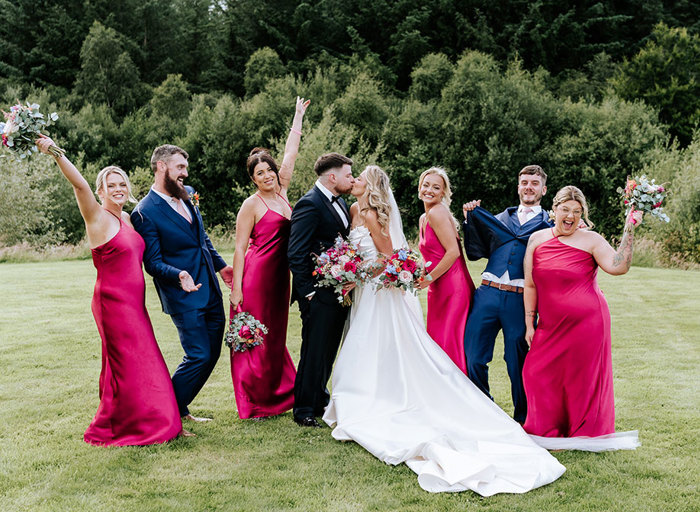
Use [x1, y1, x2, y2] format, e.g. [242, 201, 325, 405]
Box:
[461, 165, 551, 424]
[132, 144, 233, 423]
[288, 153, 355, 428]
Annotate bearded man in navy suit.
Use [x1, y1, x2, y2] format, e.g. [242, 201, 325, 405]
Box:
[132, 144, 233, 424]
[461, 165, 551, 424]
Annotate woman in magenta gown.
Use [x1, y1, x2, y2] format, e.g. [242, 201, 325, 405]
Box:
[417, 167, 474, 374]
[229, 97, 309, 419]
[37, 136, 182, 446]
[522, 186, 641, 451]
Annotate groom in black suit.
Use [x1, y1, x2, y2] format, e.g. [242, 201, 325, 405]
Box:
[288, 153, 355, 427]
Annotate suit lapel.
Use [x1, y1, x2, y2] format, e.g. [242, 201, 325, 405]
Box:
[315, 187, 347, 233]
[151, 191, 199, 242]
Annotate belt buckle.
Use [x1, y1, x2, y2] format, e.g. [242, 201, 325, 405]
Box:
[497, 282, 506, 291]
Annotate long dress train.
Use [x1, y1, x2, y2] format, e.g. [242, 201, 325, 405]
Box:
[230, 194, 296, 418]
[522, 236, 639, 451]
[85, 216, 181, 446]
[419, 219, 474, 373]
[323, 226, 565, 495]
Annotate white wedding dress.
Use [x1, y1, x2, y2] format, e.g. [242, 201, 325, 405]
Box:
[323, 226, 566, 495]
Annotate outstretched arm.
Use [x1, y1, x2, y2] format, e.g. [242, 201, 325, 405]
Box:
[592, 210, 643, 276]
[278, 96, 310, 194]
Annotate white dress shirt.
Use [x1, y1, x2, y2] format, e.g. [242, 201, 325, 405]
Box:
[152, 187, 192, 223]
[482, 205, 542, 287]
[315, 180, 349, 229]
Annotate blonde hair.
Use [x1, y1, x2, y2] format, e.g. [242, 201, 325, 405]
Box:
[95, 166, 137, 203]
[552, 185, 594, 229]
[418, 166, 459, 231]
[361, 165, 392, 235]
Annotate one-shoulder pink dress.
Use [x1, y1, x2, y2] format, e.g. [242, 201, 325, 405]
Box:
[418, 220, 475, 374]
[85, 215, 181, 446]
[230, 195, 296, 418]
[523, 237, 615, 437]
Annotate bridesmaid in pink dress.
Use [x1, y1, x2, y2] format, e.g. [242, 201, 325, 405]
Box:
[229, 97, 309, 419]
[36, 136, 182, 446]
[417, 167, 475, 374]
[522, 186, 642, 451]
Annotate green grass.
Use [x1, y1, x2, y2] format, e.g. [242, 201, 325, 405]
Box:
[1, 259, 698, 511]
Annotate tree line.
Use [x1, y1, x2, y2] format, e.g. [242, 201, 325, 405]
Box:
[0, 1, 698, 264]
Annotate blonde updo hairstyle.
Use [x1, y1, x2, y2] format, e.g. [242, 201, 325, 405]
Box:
[360, 165, 392, 236]
[552, 185, 594, 229]
[418, 166, 459, 231]
[95, 166, 137, 203]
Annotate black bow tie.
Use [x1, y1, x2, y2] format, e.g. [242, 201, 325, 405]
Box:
[330, 195, 341, 204]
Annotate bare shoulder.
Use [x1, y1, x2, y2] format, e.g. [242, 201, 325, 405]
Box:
[527, 228, 552, 249]
[350, 202, 359, 214]
[577, 229, 606, 250]
[121, 210, 133, 227]
[426, 203, 450, 223]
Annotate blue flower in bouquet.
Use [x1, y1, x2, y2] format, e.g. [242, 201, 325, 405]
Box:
[398, 249, 408, 261]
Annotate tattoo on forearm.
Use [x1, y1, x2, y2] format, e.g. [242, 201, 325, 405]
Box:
[613, 226, 634, 269]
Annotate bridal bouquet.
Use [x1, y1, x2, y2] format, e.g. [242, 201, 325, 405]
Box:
[377, 248, 427, 295]
[225, 307, 267, 352]
[617, 175, 670, 223]
[312, 236, 370, 306]
[1, 102, 64, 160]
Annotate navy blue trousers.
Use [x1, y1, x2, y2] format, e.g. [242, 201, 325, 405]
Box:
[170, 298, 225, 416]
[464, 285, 529, 423]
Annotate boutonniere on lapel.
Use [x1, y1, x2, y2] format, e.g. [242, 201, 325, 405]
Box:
[189, 192, 200, 208]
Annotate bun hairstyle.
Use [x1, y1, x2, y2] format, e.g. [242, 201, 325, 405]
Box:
[247, 147, 280, 187]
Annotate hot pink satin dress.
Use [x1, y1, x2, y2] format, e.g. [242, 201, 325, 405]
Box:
[418, 220, 475, 374]
[85, 215, 181, 446]
[523, 236, 615, 437]
[230, 195, 296, 418]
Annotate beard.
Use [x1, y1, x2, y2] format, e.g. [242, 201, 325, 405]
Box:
[519, 191, 542, 206]
[164, 172, 189, 200]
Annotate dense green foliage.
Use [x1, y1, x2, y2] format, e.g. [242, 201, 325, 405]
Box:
[0, 1, 698, 262]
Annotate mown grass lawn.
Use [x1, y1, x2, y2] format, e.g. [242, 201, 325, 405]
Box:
[1, 258, 698, 511]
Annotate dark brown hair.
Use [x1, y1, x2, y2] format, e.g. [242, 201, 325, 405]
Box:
[518, 164, 547, 184]
[151, 144, 189, 172]
[313, 152, 353, 176]
[247, 147, 280, 186]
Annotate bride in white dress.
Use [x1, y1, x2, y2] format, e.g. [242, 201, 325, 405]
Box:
[323, 166, 566, 495]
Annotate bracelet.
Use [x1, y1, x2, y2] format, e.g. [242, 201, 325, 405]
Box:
[290, 127, 302, 136]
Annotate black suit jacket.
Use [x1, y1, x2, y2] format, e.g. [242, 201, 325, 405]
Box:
[288, 186, 350, 304]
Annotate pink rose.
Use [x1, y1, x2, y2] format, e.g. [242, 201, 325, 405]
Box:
[344, 261, 357, 273]
[238, 325, 252, 339]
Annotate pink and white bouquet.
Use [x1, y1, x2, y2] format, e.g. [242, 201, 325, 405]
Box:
[377, 248, 428, 295]
[617, 175, 670, 223]
[312, 236, 370, 306]
[225, 307, 267, 352]
[1, 102, 64, 160]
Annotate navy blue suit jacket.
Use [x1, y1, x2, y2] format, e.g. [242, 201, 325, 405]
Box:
[463, 206, 552, 281]
[131, 186, 227, 315]
[288, 186, 351, 304]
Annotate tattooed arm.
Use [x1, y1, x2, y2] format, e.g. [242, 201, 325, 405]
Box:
[593, 210, 643, 276]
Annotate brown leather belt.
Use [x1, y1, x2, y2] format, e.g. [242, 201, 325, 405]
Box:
[481, 279, 524, 294]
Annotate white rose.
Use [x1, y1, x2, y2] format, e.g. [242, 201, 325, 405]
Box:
[399, 270, 412, 283]
[330, 265, 343, 278]
[338, 255, 350, 264]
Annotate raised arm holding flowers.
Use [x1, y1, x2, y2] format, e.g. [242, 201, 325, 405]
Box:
[34, 135, 185, 446]
[521, 185, 641, 451]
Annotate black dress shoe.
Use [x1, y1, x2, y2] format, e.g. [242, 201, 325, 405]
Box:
[295, 417, 321, 428]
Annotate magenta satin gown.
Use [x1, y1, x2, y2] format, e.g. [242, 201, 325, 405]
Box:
[418, 220, 475, 374]
[85, 216, 181, 446]
[230, 198, 296, 418]
[523, 237, 615, 437]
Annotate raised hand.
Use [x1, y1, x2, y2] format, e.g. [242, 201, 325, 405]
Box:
[296, 96, 311, 115]
[462, 200, 481, 219]
[627, 209, 643, 227]
[35, 134, 57, 155]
